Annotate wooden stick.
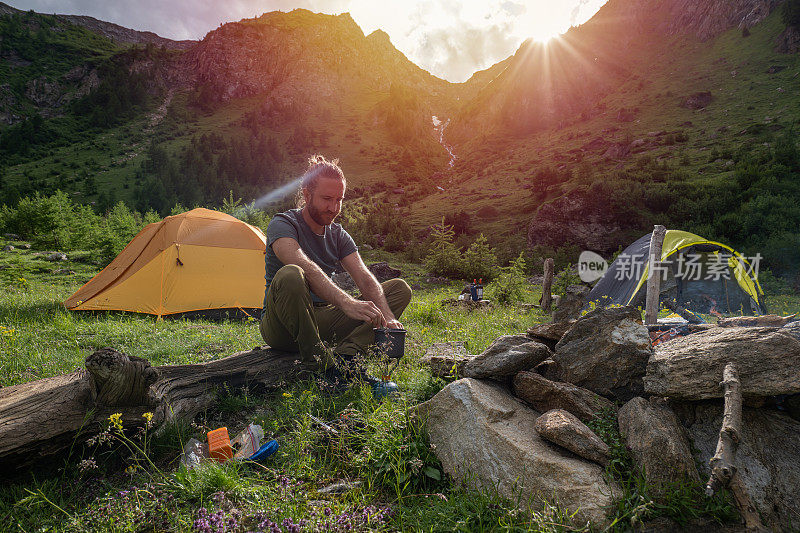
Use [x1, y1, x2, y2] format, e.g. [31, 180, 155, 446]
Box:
[705, 363, 767, 532]
[645, 225, 667, 325]
[706, 363, 741, 495]
[541, 257, 554, 313]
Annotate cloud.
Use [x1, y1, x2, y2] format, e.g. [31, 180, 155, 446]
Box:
[415, 24, 520, 82]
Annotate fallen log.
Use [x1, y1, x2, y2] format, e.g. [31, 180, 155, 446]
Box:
[0, 346, 310, 472]
[705, 363, 766, 532]
[717, 314, 796, 328]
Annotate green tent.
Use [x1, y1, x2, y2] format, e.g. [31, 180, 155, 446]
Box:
[585, 230, 766, 315]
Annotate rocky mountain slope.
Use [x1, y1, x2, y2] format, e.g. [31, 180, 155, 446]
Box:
[0, 1, 194, 49]
[1, 0, 799, 275]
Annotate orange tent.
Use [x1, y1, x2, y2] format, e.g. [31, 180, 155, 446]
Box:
[64, 208, 266, 316]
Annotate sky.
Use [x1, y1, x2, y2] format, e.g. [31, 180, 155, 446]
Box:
[8, 0, 609, 82]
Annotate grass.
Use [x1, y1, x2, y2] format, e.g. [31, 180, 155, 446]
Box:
[1, 237, 798, 532]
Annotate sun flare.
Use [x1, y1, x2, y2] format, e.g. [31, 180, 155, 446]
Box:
[524, 10, 569, 43]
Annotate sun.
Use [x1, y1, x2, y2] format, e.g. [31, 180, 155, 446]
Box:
[525, 10, 569, 43]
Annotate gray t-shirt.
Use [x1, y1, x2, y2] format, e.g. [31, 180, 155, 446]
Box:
[263, 208, 358, 309]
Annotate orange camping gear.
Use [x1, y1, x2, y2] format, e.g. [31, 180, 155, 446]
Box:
[63, 208, 266, 316]
[207, 427, 233, 462]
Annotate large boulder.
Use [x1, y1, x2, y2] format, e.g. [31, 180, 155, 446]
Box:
[644, 327, 800, 400]
[513, 371, 616, 423]
[526, 191, 629, 254]
[526, 320, 576, 350]
[419, 342, 474, 378]
[463, 335, 551, 379]
[534, 409, 610, 467]
[552, 285, 590, 323]
[553, 306, 652, 400]
[675, 403, 800, 531]
[617, 397, 699, 495]
[419, 378, 618, 527]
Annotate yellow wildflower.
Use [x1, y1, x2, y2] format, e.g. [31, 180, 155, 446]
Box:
[142, 412, 153, 422]
[282, 392, 292, 398]
[108, 412, 123, 430]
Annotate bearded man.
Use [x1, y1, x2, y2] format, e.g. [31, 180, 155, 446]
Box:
[260, 155, 411, 376]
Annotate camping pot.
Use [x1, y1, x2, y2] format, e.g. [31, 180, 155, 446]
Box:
[373, 327, 406, 359]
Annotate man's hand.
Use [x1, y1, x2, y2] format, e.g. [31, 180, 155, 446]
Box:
[341, 298, 386, 327]
[385, 318, 403, 330]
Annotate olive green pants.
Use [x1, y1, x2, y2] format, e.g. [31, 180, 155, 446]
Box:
[260, 264, 412, 368]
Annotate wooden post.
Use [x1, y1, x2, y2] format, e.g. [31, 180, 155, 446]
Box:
[541, 258, 554, 313]
[645, 225, 667, 325]
[705, 363, 767, 532]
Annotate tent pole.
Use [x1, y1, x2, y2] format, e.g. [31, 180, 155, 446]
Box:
[645, 225, 667, 325]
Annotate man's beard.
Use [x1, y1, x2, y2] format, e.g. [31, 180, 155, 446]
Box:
[307, 202, 336, 226]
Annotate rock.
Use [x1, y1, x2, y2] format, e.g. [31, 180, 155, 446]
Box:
[618, 397, 699, 495]
[45, 252, 68, 262]
[367, 262, 401, 282]
[24, 76, 61, 107]
[331, 271, 357, 291]
[717, 314, 796, 327]
[2, 245, 13, 252]
[463, 335, 551, 379]
[616, 108, 635, 122]
[533, 358, 562, 381]
[602, 142, 631, 160]
[534, 409, 610, 467]
[526, 320, 576, 350]
[783, 321, 800, 341]
[553, 306, 652, 401]
[775, 25, 800, 54]
[681, 91, 713, 109]
[514, 371, 616, 423]
[765, 65, 787, 74]
[644, 326, 800, 400]
[526, 191, 626, 255]
[317, 480, 361, 494]
[51, 269, 75, 275]
[420, 342, 474, 378]
[552, 285, 589, 322]
[677, 403, 800, 531]
[18, 243, 30, 249]
[420, 378, 618, 527]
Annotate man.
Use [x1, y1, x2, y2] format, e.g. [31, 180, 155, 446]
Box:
[260, 155, 412, 376]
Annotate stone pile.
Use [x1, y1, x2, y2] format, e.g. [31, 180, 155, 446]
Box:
[418, 306, 800, 530]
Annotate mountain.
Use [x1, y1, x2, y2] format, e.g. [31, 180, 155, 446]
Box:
[1, 0, 799, 276]
[0, 2, 194, 48]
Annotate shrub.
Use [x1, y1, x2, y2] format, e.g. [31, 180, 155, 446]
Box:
[461, 234, 498, 281]
[552, 264, 582, 296]
[489, 253, 529, 304]
[423, 220, 464, 278]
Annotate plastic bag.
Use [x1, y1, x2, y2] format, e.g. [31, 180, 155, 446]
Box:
[180, 438, 209, 469]
[232, 423, 264, 459]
